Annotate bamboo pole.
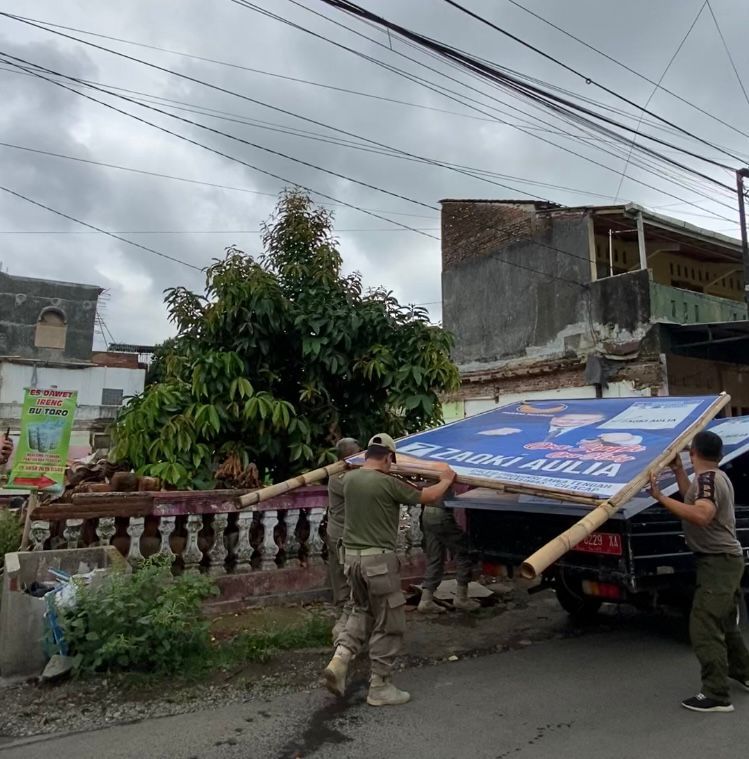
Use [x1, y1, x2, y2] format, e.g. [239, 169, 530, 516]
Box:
[519, 393, 731, 580]
[389, 463, 602, 506]
[237, 460, 346, 510]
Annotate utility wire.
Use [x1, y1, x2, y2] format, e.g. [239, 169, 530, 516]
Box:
[0, 185, 204, 271]
[0, 13, 554, 203]
[0, 52, 438, 239]
[239, 0, 739, 220]
[434, 0, 744, 162]
[0, 62, 600, 287]
[0, 140, 437, 219]
[706, 0, 749, 108]
[613, 0, 707, 203]
[504, 0, 749, 140]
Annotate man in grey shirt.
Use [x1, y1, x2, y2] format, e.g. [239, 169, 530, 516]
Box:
[651, 430, 749, 713]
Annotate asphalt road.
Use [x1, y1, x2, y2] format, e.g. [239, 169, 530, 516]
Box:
[2, 621, 748, 759]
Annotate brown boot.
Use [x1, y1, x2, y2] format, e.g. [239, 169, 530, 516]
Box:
[322, 646, 352, 697]
[417, 589, 445, 614]
[367, 674, 411, 706]
[453, 584, 480, 611]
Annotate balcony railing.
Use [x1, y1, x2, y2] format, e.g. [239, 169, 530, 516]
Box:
[650, 280, 747, 325]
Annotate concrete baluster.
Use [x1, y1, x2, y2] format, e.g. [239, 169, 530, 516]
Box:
[95, 517, 117, 546]
[261, 510, 279, 571]
[305, 507, 324, 566]
[29, 520, 51, 552]
[126, 517, 145, 567]
[182, 514, 204, 573]
[234, 511, 254, 570]
[157, 516, 176, 561]
[284, 508, 301, 566]
[207, 513, 229, 575]
[63, 518, 84, 549]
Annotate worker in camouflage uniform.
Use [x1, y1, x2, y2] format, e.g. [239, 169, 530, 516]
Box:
[417, 488, 479, 613]
[651, 430, 749, 713]
[323, 433, 456, 707]
[326, 437, 360, 643]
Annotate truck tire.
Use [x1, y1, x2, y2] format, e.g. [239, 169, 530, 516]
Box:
[555, 575, 602, 620]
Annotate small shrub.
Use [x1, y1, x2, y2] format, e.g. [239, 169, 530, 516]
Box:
[60, 556, 217, 675]
[0, 509, 22, 568]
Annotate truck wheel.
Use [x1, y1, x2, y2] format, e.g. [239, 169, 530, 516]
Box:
[555, 576, 602, 620]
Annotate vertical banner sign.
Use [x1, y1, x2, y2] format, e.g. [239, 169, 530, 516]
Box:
[7, 388, 77, 491]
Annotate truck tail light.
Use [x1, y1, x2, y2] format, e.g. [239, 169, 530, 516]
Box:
[582, 580, 621, 599]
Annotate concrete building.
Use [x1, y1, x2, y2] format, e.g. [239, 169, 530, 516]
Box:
[440, 200, 748, 419]
[0, 272, 146, 456]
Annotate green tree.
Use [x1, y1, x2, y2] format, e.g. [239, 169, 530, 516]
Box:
[111, 190, 459, 488]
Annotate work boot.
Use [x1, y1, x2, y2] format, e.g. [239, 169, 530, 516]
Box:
[367, 674, 411, 706]
[322, 646, 352, 698]
[417, 588, 445, 614]
[453, 584, 480, 611]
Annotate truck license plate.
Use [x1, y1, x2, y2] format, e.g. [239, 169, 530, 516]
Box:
[573, 533, 622, 556]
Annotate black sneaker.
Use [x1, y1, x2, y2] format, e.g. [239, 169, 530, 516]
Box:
[730, 675, 749, 692]
[681, 694, 734, 713]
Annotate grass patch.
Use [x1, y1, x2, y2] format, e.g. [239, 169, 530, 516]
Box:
[216, 613, 332, 666]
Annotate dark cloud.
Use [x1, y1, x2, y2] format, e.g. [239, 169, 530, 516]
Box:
[1, 0, 746, 344]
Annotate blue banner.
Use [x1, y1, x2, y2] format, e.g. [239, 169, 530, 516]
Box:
[382, 396, 721, 500]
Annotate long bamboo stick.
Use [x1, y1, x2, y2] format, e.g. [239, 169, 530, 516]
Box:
[389, 463, 602, 506]
[237, 460, 346, 510]
[519, 393, 731, 579]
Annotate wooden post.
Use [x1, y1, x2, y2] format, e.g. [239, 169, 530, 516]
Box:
[20, 490, 39, 551]
[519, 393, 731, 579]
[237, 460, 346, 510]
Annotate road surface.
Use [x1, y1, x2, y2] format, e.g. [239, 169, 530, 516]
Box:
[2, 621, 747, 759]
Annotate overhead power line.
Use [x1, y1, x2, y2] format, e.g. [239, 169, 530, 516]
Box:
[433, 0, 744, 163]
[0, 52, 440, 238]
[0, 140, 437, 219]
[504, 0, 749, 140]
[613, 0, 707, 203]
[0, 185, 203, 271]
[0, 13, 557, 203]
[236, 0, 739, 221]
[705, 0, 749, 108]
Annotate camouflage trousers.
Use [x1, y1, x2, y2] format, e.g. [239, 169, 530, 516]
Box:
[421, 505, 475, 593]
[690, 553, 749, 702]
[325, 529, 352, 645]
[336, 550, 406, 676]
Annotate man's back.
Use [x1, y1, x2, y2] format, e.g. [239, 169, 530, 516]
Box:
[343, 468, 420, 551]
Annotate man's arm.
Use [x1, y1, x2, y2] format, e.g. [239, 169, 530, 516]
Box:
[419, 464, 457, 504]
[669, 454, 691, 498]
[649, 472, 715, 527]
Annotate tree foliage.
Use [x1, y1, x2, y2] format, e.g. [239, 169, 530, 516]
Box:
[111, 190, 459, 488]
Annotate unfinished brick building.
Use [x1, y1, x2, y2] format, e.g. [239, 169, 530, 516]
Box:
[440, 200, 749, 420]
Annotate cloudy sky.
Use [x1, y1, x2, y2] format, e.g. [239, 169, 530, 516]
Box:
[1, 0, 747, 348]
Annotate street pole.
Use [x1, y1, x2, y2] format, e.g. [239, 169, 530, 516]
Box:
[737, 169, 749, 306]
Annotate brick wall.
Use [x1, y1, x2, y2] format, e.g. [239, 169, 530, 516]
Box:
[91, 351, 141, 369]
[441, 200, 553, 271]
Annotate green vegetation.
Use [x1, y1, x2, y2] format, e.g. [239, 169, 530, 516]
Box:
[60, 557, 217, 675]
[0, 509, 22, 568]
[111, 189, 459, 488]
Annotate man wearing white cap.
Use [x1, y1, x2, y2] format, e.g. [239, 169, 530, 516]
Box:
[323, 432, 456, 706]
